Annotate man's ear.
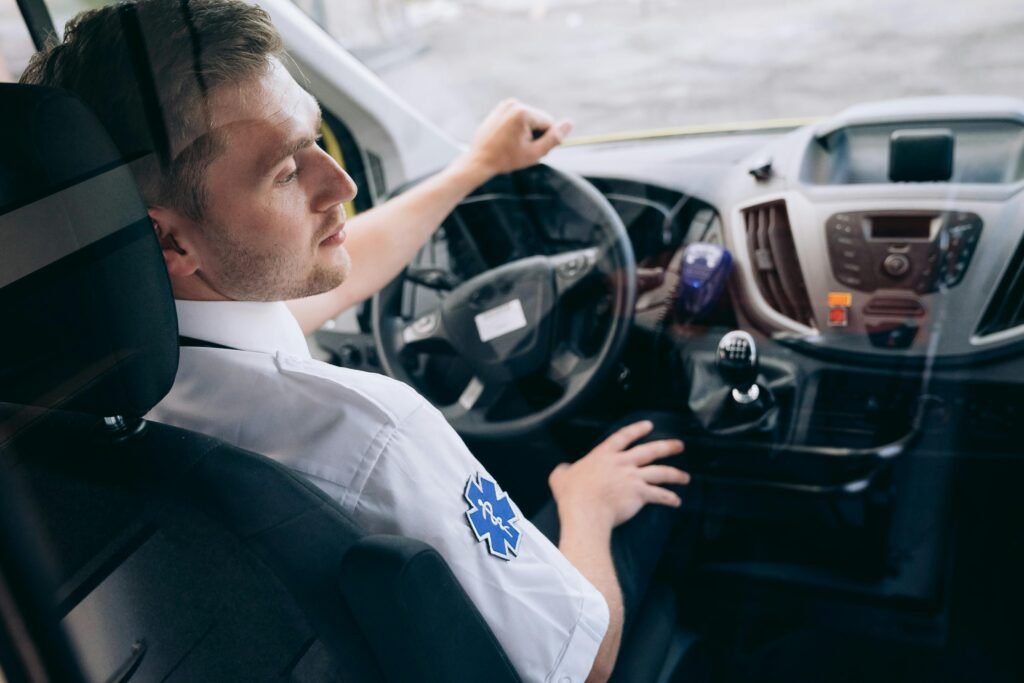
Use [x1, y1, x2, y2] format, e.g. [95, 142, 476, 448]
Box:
[148, 206, 200, 278]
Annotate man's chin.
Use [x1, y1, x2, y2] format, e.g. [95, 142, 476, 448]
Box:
[304, 257, 350, 298]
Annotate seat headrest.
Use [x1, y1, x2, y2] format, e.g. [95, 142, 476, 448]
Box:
[0, 84, 178, 418]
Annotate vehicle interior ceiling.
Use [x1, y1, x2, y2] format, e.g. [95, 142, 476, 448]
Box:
[2, 0, 1024, 681]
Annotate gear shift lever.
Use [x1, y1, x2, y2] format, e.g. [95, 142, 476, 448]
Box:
[717, 330, 760, 404]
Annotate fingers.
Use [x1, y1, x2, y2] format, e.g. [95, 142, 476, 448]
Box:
[596, 420, 655, 453]
[639, 464, 690, 486]
[627, 438, 685, 466]
[475, 99, 570, 169]
[521, 104, 554, 132]
[532, 118, 573, 155]
[507, 101, 571, 150]
[518, 104, 567, 154]
[642, 484, 683, 508]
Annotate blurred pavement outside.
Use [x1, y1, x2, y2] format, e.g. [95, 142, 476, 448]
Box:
[298, 0, 1024, 142]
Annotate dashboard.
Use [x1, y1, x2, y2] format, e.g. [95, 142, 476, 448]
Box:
[554, 95, 1024, 363]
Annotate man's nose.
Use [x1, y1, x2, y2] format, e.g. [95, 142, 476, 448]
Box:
[314, 148, 358, 210]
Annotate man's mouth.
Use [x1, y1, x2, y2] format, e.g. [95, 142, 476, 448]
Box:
[319, 225, 347, 247]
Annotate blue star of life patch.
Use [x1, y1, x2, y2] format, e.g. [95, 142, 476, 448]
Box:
[464, 473, 522, 561]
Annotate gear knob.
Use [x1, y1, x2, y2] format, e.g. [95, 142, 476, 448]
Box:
[717, 330, 760, 404]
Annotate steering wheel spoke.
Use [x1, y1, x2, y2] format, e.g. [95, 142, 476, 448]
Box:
[548, 247, 601, 297]
[442, 376, 505, 423]
[394, 308, 452, 354]
[546, 347, 583, 383]
[545, 346, 597, 391]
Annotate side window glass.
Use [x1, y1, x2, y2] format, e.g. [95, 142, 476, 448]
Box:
[0, 0, 35, 81]
[318, 108, 373, 217]
[0, 0, 106, 82]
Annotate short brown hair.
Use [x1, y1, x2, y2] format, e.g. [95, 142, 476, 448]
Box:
[20, 0, 283, 220]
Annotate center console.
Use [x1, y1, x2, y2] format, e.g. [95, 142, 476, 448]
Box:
[825, 210, 982, 294]
[723, 97, 1024, 360]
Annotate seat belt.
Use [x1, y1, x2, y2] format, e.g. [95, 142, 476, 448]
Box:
[16, 0, 57, 51]
[178, 336, 237, 351]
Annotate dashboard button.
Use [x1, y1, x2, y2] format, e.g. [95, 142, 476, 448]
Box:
[837, 273, 863, 288]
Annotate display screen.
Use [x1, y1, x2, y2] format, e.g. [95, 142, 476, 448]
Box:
[889, 129, 955, 182]
[871, 215, 932, 240]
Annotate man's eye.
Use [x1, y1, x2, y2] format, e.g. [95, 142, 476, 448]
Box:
[277, 168, 299, 184]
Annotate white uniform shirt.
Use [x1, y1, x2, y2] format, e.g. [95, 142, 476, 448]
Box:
[147, 300, 609, 683]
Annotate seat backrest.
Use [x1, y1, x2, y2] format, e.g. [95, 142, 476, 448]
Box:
[0, 83, 520, 682]
[0, 85, 178, 420]
[2, 402, 384, 682]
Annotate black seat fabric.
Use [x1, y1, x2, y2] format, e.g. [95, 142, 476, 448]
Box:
[0, 83, 521, 682]
[0, 404, 523, 682]
[0, 83, 177, 418]
[1, 402, 382, 682]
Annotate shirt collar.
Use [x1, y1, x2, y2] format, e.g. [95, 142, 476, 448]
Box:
[175, 300, 312, 359]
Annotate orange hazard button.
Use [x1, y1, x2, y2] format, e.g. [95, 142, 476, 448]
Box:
[827, 291, 853, 308]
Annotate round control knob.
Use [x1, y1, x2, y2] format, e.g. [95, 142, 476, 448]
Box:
[883, 254, 911, 278]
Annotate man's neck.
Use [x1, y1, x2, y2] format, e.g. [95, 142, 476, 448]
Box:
[170, 273, 232, 302]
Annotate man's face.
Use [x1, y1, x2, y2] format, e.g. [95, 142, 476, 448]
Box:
[186, 57, 356, 301]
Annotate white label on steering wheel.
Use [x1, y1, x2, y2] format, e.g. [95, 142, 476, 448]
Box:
[474, 299, 528, 343]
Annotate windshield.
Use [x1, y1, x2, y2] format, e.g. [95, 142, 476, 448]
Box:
[291, 0, 1024, 141]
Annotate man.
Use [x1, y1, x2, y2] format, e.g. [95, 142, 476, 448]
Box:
[22, 2, 689, 681]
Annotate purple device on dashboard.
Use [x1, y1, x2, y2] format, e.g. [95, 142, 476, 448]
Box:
[677, 242, 732, 319]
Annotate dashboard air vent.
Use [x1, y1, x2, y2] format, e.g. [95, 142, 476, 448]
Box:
[863, 296, 925, 318]
[743, 201, 815, 327]
[976, 237, 1024, 336]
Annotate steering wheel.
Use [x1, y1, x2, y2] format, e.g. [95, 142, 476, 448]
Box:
[372, 164, 636, 439]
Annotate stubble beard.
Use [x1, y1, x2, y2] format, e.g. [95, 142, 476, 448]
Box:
[205, 225, 351, 301]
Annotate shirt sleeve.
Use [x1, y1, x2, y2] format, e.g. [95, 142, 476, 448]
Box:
[346, 400, 609, 683]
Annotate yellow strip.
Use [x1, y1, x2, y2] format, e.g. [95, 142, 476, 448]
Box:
[563, 116, 823, 146]
[320, 121, 358, 217]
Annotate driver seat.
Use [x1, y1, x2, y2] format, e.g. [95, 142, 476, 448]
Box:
[0, 83, 522, 683]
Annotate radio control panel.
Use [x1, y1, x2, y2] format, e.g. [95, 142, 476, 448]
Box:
[825, 211, 982, 294]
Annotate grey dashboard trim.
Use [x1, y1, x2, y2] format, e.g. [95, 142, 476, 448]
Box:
[813, 96, 1024, 139]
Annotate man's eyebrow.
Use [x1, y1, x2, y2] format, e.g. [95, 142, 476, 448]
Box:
[263, 105, 323, 172]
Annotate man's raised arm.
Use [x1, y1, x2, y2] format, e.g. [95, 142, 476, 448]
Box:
[288, 99, 573, 334]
